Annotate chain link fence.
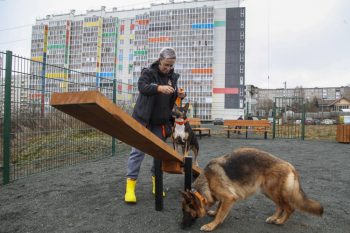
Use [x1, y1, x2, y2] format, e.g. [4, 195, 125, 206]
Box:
[1, 51, 135, 184]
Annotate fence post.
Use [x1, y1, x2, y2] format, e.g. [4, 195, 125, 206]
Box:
[301, 104, 306, 141]
[272, 101, 276, 139]
[3, 50, 12, 184]
[111, 79, 117, 156]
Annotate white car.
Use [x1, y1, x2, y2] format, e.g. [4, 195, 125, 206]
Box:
[321, 119, 333, 125]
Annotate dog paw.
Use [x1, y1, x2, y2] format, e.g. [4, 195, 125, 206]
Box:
[266, 217, 285, 225]
[200, 223, 216, 231]
[273, 218, 286, 225]
[207, 210, 216, 217]
[265, 217, 277, 224]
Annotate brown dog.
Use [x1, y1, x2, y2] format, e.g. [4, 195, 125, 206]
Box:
[171, 103, 199, 165]
[181, 148, 323, 231]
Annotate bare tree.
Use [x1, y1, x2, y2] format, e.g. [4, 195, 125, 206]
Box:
[256, 98, 274, 117]
[294, 86, 305, 99]
[305, 96, 320, 112]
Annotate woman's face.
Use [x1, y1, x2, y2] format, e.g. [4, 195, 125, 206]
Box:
[159, 58, 176, 74]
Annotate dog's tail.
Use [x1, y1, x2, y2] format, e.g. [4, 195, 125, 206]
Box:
[289, 171, 323, 216]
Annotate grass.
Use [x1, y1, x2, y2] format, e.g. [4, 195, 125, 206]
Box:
[210, 124, 338, 141]
[304, 125, 337, 141]
[5, 129, 131, 180]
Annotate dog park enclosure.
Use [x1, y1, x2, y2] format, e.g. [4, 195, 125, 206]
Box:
[50, 90, 201, 176]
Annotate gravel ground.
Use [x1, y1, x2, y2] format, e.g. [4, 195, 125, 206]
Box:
[1, 132, 349, 233]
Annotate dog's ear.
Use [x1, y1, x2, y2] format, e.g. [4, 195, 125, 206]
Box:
[189, 192, 200, 206]
[184, 103, 190, 112]
[172, 105, 179, 117]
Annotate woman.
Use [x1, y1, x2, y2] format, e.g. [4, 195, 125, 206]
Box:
[125, 47, 185, 203]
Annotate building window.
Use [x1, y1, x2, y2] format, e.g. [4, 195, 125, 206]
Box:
[239, 53, 244, 62]
[240, 99, 244, 108]
[240, 31, 245, 40]
[240, 76, 244, 85]
[240, 20, 245, 28]
[240, 8, 245, 17]
[240, 42, 244, 51]
[240, 65, 244, 74]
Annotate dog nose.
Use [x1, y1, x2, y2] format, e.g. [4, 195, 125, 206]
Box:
[181, 212, 196, 228]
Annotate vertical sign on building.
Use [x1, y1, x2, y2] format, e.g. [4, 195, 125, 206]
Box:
[41, 24, 48, 115]
[61, 20, 71, 91]
[96, 18, 103, 88]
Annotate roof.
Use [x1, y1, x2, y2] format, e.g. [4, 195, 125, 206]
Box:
[328, 97, 350, 106]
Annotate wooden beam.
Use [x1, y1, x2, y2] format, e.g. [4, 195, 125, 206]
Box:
[50, 90, 202, 176]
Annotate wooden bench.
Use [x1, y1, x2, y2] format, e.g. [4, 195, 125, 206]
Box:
[224, 120, 271, 139]
[188, 118, 211, 139]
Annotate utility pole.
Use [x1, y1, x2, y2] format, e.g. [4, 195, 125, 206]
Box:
[283, 81, 287, 97]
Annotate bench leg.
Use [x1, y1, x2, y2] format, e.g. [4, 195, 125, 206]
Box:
[246, 127, 248, 139]
[264, 131, 267, 139]
[154, 159, 163, 211]
[199, 131, 202, 139]
[209, 130, 211, 137]
[227, 130, 230, 138]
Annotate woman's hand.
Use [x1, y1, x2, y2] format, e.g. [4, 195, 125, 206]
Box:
[157, 85, 175, 94]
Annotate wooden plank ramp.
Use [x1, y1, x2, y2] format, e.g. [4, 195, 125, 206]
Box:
[50, 90, 201, 176]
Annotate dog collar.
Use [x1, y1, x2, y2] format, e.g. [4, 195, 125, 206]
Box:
[175, 119, 188, 125]
[190, 188, 207, 205]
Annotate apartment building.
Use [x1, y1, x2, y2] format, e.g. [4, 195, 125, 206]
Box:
[30, 0, 245, 120]
[257, 86, 350, 101]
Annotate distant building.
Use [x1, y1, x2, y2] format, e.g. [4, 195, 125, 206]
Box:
[329, 97, 350, 111]
[0, 75, 30, 113]
[30, 0, 246, 120]
[246, 85, 350, 115]
[257, 86, 350, 101]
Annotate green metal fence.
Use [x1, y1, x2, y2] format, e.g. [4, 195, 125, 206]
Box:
[272, 97, 305, 140]
[1, 51, 134, 184]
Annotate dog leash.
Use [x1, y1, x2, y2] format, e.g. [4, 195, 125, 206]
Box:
[161, 125, 167, 138]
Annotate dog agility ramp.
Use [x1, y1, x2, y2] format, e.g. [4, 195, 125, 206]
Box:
[50, 90, 201, 176]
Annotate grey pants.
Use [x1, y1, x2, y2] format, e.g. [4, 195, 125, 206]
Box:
[126, 124, 166, 179]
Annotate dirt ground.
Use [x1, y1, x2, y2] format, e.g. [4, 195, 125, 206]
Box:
[1, 132, 349, 233]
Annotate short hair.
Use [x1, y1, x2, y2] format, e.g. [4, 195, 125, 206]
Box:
[159, 47, 176, 60]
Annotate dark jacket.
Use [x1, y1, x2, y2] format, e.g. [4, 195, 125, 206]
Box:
[132, 60, 179, 125]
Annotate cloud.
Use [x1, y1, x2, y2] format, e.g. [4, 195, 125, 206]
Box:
[246, 0, 350, 88]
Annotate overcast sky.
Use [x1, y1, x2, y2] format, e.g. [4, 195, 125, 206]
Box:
[1, 0, 349, 89]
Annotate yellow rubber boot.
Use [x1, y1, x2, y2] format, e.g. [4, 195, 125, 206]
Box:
[152, 176, 166, 197]
[124, 178, 137, 203]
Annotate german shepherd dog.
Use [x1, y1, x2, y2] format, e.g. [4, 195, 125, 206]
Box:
[172, 103, 199, 165]
[181, 148, 323, 231]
